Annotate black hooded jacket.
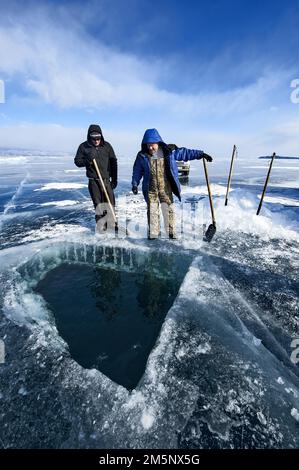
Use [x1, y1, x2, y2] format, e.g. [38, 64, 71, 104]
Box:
[74, 124, 117, 182]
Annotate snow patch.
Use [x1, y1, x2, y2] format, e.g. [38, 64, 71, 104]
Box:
[34, 183, 86, 191]
[261, 195, 299, 207]
[18, 386, 28, 396]
[21, 224, 90, 243]
[291, 408, 299, 422]
[196, 342, 211, 354]
[214, 188, 299, 240]
[40, 200, 80, 207]
[0, 156, 28, 164]
[271, 180, 299, 189]
[257, 411, 267, 426]
[252, 336, 262, 347]
[182, 183, 228, 197]
[141, 408, 155, 430]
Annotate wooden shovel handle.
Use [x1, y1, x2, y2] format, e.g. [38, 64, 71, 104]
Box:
[256, 152, 276, 215]
[93, 159, 117, 223]
[203, 157, 216, 226]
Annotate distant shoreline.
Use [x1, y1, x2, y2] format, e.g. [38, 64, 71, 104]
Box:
[259, 156, 299, 160]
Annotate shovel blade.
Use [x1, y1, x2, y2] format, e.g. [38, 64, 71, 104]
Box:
[204, 223, 216, 242]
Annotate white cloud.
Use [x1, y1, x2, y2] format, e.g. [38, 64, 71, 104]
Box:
[0, 8, 288, 115]
[0, 4, 297, 156]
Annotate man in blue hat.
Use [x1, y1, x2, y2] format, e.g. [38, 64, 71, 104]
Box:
[131, 128, 213, 239]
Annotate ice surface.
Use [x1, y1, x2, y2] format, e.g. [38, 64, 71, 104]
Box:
[260, 195, 299, 207]
[41, 200, 80, 207]
[0, 151, 298, 448]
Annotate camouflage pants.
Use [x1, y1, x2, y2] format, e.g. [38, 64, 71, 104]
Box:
[147, 191, 176, 238]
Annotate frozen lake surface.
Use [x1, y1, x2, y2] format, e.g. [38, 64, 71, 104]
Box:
[0, 151, 298, 448]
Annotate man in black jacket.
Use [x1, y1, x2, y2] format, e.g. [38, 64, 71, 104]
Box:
[74, 124, 117, 230]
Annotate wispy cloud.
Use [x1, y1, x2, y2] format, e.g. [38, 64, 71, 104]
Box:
[0, 2, 298, 156]
[0, 5, 291, 116]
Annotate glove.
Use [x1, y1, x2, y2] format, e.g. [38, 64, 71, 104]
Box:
[85, 148, 97, 164]
[132, 185, 138, 195]
[167, 143, 178, 152]
[110, 180, 117, 190]
[203, 153, 213, 162]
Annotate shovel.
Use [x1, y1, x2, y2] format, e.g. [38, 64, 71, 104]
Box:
[92, 159, 128, 236]
[202, 157, 216, 242]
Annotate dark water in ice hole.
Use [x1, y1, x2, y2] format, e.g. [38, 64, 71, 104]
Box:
[35, 259, 190, 390]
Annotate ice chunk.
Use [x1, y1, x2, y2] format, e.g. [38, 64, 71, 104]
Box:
[291, 408, 299, 422]
[141, 409, 155, 430]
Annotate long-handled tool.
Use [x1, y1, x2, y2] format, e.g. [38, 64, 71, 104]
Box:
[93, 159, 130, 236]
[93, 158, 117, 225]
[225, 144, 237, 206]
[203, 158, 216, 242]
[256, 152, 276, 215]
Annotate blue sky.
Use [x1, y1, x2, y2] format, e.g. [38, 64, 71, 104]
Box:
[0, 0, 298, 157]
